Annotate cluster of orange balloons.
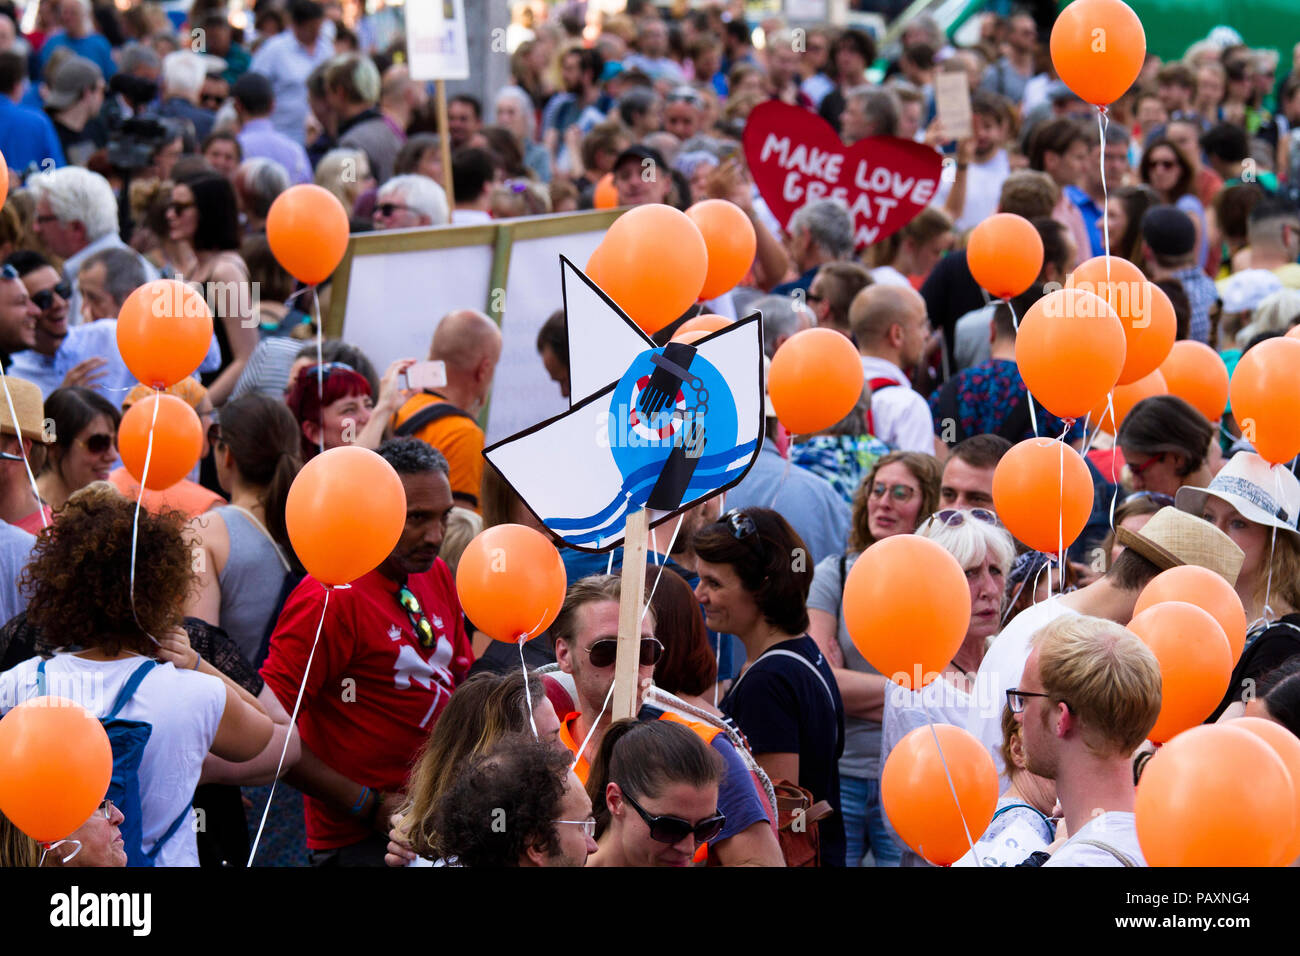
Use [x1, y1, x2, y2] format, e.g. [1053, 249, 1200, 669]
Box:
[457, 523, 567, 642]
[767, 328, 864, 435]
[266, 184, 351, 286]
[285, 446, 408, 586]
[881, 724, 998, 865]
[1229, 336, 1300, 464]
[0, 697, 112, 844]
[1050, 0, 1146, 107]
[1071, 256, 1176, 385]
[1137, 722, 1299, 866]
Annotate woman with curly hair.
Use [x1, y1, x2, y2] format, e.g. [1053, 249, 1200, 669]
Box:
[0, 485, 276, 866]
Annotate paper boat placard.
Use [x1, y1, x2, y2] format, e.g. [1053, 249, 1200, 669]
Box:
[484, 255, 765, 553]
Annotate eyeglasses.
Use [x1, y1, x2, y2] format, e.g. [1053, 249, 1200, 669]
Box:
[923, 508, 998, 529]
[1006, 689, 1058, 714]
[75, 432, 116, 455]
[621, 790, 726, 845]
[397, 585, 436, 649]
[585, 636, 664, 669]
[870, 482, 918, 503]
[1126, 490, 1174, 507]
[167, 200, 195, 215]
[376, 202, 419, 218]
[31, 281, 73, 311]
[97, 799, 116, 822]
[554, 817, 597, 838]
[1127, 452, 1165, 478]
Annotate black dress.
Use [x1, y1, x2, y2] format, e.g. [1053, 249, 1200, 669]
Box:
[1208, 613, 1300, 721]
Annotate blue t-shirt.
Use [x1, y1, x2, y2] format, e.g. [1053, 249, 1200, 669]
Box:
[38, 33, 116, 79]
[0, 97, 65, 173]
[721, 635, 846, 866]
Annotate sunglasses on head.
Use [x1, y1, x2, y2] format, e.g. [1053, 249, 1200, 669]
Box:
[923, 508, 998, 529]
[0, 264, 18, 281]
[31, 281, 72, 311]
[1126, 490, 1174, 507]
[585, 636, 663, 669]
[76, 432, 116, 455]
[621, 790, 726, 845]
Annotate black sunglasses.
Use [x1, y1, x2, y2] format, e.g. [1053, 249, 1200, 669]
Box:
[75, 432, 116, 455]
[31, 281, 72, 311]
[586, 637, 663, 669]
[621, 790, 725, 845]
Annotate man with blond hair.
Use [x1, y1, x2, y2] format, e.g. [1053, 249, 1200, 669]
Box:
[1011, 615, 1162, 866]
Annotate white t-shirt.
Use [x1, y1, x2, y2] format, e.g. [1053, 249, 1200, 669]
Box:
[869, 265, 911, 288]
[1045, 811, 1147, 867]
[860, 356, 935, 453]
[967, 597, 1076, 781]
[932, 149, 1011, 233]
[0, 653, 226, 867]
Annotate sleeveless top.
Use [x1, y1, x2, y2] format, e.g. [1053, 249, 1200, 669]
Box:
[216, 506, 290, 665]
[193, 252, 248, 388]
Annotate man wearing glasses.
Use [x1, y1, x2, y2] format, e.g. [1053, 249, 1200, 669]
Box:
[1009, 615, 1161, 866]
[551, 575, 783, 866]
[260, 439, 473, 866]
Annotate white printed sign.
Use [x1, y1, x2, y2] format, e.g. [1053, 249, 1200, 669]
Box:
[405, 0, 469, 81]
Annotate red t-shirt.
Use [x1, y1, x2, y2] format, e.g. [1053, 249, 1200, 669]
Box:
[259, 560, 474, 849]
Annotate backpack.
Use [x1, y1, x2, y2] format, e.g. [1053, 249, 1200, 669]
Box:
[393, 396, 475, 439]
[36, 658, 192, 867]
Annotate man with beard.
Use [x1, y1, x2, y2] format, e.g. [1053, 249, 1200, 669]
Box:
[544, 47, 606, 175]
[1011, 615, 1161, 866]
[4, 251, 132, 400]
[261, 438, 473, 866]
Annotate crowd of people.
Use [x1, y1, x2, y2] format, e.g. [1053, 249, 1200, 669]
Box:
[0, 0, 1299, 870]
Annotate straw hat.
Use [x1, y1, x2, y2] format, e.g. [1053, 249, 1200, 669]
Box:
[0, 376, 53, 445]
[1116, 506, 1244, 586]
[1175, 451, 1300, 544]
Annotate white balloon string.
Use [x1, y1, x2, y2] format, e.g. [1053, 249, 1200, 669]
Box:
[1007, 298, 1039, 438]
[0, 362, 47, 529]
[129, 389, 162, 646]
[518, 636, 538, 739]
[606, 548, 615, 575]
[313, 286, 324, 456]
[644, 513, 683, 624]
[1098, 107, 1111, 263]
[928, 718, 981, 867]
[570, 678, 615, 778]
[248, 585, 332, 867]
[770, 450, 792, 508]
[1256, 464, 1284, 629]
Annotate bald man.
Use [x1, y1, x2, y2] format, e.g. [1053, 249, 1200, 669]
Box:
[392, 310, 503, 512]
[848, 284, 936, 454]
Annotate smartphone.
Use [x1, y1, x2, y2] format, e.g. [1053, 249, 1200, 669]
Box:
[402, 360, 447, 392]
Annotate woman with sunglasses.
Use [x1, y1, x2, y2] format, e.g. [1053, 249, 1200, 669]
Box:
[167, 172, 259, 407]
[804, 450, 939, 866]
[878, 507, 1016, 865]
[30, 386, 121, 527]
[1140, 138, 1208, 269]
[184, 394, 302, 667]
[585, 718, 726, 867]
[0, 796, 127, 868]
[694, 507, 847, 867]
[1115, 394, 1220, 499]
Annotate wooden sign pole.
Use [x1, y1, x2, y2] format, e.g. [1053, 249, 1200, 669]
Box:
[612, 508, 650, 720]
[434, 79, 455, 224]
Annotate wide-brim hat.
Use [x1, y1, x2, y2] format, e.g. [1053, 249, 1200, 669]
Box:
[0, 376, 52, 445]
[1116, 506, 1244, 586]
[1175, 451, 1300, 544]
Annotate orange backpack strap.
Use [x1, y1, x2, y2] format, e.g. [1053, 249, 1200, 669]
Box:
[657, 710, 723, 745]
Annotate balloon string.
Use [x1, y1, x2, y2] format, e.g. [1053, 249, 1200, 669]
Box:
[769, 450, 792, 508]
[1057, 421, 1069, 599]
[644, 513, 683, 624]
[1255, 464, 1284, 630]
[129, 389, 163, 647]
[1007, 298, 1039, 438]
[0, 362, 47, 530]
[927, 718, 982, 867]
[606, 548, 615, 575]
[518, 635, 538, 739]
[312, 285, 324, 457]
[1098, 107, 1111, 265]
[570, 678, 615, 778]
[249, 584, 332, 867]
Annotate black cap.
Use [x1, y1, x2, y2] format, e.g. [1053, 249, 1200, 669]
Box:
[613, 144, 666, 173]
[1141, 205, 1196, 257]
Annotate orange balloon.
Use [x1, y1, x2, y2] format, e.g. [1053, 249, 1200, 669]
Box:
[1015, 288, 1125, 418]
[456, 524, 568, 642]
[285, 445, 407, 586]
[1135, 566, 1247, 665]
[1136, 723, 1294, 866]
[671, 330, 710, 345]
[0, 149, 8, 200]
[967, 214, 1043, 299]
[115, 280, 214, 389]
[1127, 601, 1232, 743]
[992, 438, 1095, 553]
[881, 724, 998, 866]
[267, 183, 351, 285]
[593, 173, 619, 209]
[594, 204, 708, 334]
[687, 199, 757, 300]
[1072, 259, 1175, 384]
[1232, 716, 1300, 865]
[118, 393, 204, 491]
[844, 535, 971, 689]
[673, 314, 732, 341]
[0, 697, 112, 843]
[1050, 0, 1146, 107]
[1086, 369, 1166, 435]
[1229, 336, 1300, 464]
[767, 328, 864, 435]
[1159, 340, 1228, 422]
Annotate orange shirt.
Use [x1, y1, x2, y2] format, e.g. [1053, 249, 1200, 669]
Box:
[392, 394, 484, 513]
[108, 468, 225, 518]
[559, 713, 591, 784]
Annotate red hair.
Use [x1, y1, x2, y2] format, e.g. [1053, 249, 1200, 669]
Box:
[284, 363, 372, 459]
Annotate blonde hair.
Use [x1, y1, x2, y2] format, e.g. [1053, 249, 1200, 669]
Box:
[1032, 615, 1162, 757]
[314, 148, 370, 211]
[0, 810, 42, 867]
[439, 506, 483, 577]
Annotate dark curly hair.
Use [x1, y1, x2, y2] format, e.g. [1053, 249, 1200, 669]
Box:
[20, 486, 194, 655]
[692, 507, 813, 635]
[431, 734, 571, 867]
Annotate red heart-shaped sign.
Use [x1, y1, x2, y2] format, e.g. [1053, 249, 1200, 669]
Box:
[742, 101, 945, 248]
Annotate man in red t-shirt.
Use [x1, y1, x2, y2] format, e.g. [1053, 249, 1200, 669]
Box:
[261, 438, 473, 865]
